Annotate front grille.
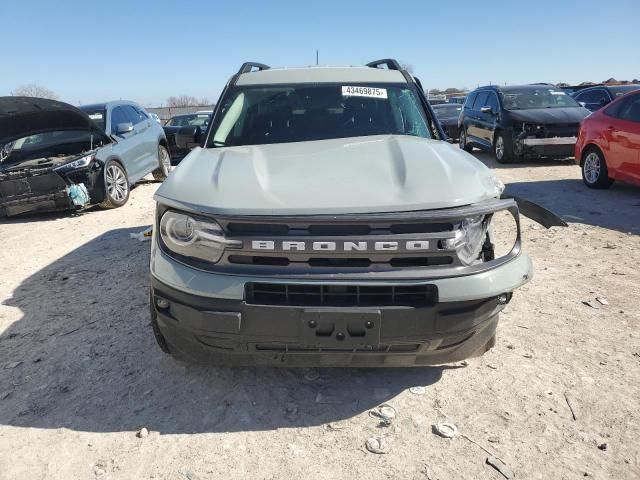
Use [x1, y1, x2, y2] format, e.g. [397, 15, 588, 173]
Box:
[245, 282, 438, 307]
[538, 123, 579, 138]
[217, 217, 460, 273]
[226, 222, 454, 236]
[228, 255, 454, 268]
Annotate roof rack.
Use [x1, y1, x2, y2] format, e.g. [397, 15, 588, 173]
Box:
[366, 59, 403, 71]
[367, 58, 415, 85]
[237, 62, 270, 75]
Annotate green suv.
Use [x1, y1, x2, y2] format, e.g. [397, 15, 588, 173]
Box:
[149, 59, 561, 367]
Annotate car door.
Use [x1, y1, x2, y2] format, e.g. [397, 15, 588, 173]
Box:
[478, 91, 500, 145]
[460, 91, 476, 140]
[575, 88, 611, 112]
[467, 91, 489, 146]
[605, 95, 640, 183]
[121, 105, 158, 179]
[108, 105, 144, 180]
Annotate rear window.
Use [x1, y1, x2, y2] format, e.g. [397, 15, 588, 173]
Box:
[80, 108, 106, 132]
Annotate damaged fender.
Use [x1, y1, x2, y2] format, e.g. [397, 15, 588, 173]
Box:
[501, 194, 568, 228]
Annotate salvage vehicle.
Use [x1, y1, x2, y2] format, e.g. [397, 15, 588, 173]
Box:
[576, 90, 640, 188]
[0, 97, 170, 217]
[432, 103, 462, 141]
[149, 59, 565, 367]
[572, 85, 640, 112]
[163, 113, 211, 163]
[459, 85, 590, 163]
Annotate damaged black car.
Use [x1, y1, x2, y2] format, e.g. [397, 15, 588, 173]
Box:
[458, 85, 591, 164]
[0, 97, 170, 217]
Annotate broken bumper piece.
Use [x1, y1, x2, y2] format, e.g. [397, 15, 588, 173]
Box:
[0, 170, 90, 217]
[522, 136, 577, 146]
[516, 136, 577, 158]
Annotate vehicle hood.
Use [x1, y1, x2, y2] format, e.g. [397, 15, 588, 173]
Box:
[507, 107, 590, 124]
[155, 135, 501, 215]
[0, 96, 108, 145]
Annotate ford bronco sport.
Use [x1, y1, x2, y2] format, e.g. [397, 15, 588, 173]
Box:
[149, 59, 563, 367]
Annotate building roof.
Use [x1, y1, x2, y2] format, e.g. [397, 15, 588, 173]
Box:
[235, 66, 407, 86]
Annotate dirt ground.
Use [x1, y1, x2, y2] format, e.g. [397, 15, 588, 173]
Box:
[1, 152, 639, 480]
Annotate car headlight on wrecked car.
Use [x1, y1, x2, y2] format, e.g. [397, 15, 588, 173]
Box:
[159, 210, 241, 264]
[444, 215, 490, 265]
[54, 153, 95, 172]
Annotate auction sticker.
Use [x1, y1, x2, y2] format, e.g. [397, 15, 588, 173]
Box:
[342, 86, 387, 99]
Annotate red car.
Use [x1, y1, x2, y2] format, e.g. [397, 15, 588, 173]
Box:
[575, 90, 640, 188]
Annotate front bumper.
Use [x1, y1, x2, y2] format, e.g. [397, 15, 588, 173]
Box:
[0, 170, 74, 216]
[517, 136, 577, 158]
[150, 249, 532, 366]
[151, 276, 503, 367]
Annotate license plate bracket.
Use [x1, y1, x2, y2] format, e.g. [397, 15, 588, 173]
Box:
[300, 309, 381, 348]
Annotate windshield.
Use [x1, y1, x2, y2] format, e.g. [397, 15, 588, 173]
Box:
[432, 104, 462, 117]
[1, 130, 94, 165]
[79, 107, 106, 132]
[166, 114, 211, 127]
[609, 85, 640, 97]
[500, 88, 580, 110]
[207, 84, 435, 147]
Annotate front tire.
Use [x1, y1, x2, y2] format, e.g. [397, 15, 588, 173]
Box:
[582, 148, 614, 189]
[459, 127, 473, 152]
[99, 160, 130, 209]
[494, 132, 516, 164]
[152, 145, 171, 181]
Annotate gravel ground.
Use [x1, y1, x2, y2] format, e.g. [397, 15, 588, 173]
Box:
[0, 152, 639, 480]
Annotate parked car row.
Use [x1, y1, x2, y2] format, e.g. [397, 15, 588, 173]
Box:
[0, 97, 170, 216]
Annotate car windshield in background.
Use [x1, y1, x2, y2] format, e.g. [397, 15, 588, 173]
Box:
[0, 130, 92, 165]
[166, 114, 210, 127]
[500, 88, 580, 110]
[208, 84, 433, 147]
[609, 85, 640, 97]
[79, 108, 106, 132]
[432, 104, 462, 117]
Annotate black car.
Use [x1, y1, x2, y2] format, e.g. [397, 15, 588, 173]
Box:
[432, 103, 463, 141]
[572, 85, 640, 112]
[163, 113, 211, 163]
[458, 85, 590, 163]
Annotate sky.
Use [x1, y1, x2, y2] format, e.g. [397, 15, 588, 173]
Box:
[2, 0, 638, 106]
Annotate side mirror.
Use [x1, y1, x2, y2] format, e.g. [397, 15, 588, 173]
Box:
[116, 122, 134, 135]
[480, 106, 493, 114]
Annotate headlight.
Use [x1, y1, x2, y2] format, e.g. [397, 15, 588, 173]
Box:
[444, 215, 490, 265]
[54, 153, 95, 172]
[159, 211, 241, 264]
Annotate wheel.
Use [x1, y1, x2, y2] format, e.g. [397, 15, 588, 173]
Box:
[582, 148, 614, 189]
[99, 160, 130, 209]
[494, 132, 516, 164]
[459, 127, 473, 152]
[152, 145, 171, 181]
